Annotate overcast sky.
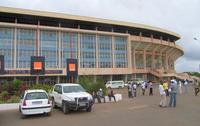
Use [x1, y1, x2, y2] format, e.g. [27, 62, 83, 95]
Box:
[0, 0, 200, 72]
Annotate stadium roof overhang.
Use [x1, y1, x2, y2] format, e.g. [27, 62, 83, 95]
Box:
[0, 6, 180, 42]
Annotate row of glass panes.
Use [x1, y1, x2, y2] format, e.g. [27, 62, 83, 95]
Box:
[0, 27, 128, 68]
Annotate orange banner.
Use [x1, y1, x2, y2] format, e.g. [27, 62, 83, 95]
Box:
[34, 62, 42, 70]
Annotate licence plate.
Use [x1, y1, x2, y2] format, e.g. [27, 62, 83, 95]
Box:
[32, 101, 42, 105]
[79, 103, 86, 107]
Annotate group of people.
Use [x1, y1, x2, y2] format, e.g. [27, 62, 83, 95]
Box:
[127, 80, 154, 98]
[159, 79, 178, 108]
[92, 87, 116, 103]
[158, 78, 199, 108]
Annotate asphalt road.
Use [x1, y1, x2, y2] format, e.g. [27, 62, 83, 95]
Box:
[0, 86, 200, 126]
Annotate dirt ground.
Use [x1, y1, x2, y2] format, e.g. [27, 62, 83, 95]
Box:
[0, 86, 199, 126]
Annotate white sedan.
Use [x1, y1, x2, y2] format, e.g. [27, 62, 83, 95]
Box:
[19, 89, 52, 118]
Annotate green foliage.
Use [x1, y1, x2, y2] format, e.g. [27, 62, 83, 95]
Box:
[12, 79, 23, 91]
[78, 76, 107, 95]
[186, 72, 200, 78]
[0, 91, 9, 101]
[30, 84, 53, 93]
[7, 95, 20, 103]
[2, 81, 9, 91]
[78, 76, 94, 93]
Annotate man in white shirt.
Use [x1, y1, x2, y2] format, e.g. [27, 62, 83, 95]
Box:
[141, 81, 146, 96]
[159, 82, 166, 107]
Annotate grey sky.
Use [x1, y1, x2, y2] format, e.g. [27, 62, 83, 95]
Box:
[0, 0, 200, 72]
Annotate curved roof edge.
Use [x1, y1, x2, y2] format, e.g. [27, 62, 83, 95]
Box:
[0, 6, 181, 39]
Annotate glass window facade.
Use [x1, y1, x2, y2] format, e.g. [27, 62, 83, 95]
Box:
[0, 27, 13, 68]
[61, 32, 78, 68]
[40, 30, 57, 68]
[114, 36, 127, 68]
[16, 28, 36, 68]
[98, 35, 112, 68]
[80, 33, 96, 68]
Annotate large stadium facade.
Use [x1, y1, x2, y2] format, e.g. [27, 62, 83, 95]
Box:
[0, 7, 183, 84]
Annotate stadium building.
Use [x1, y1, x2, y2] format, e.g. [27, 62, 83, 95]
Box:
[0, 7, 183, 84]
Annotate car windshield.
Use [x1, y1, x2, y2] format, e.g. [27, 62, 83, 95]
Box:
[25, 92, 48, 100]
[63, 85, 85, 93]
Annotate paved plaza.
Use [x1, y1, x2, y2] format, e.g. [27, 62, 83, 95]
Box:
[0, 86, 199, 126]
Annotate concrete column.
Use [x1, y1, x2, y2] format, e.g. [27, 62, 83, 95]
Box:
[127, 35, 132, 68]
[96, 34, 99, 68]
[37, 21, 40, 56]
[78, 32, 81, 68]
[125, 75, 128, 82]
[144, 74, 147, 80]
[110, 75, 113, 81]
[152, 52, 155, 69]
[165, 54, 169, 70]
[57, 76, 60, 83]
[133, 49, 136, 69]
[143, 50, 146, 70]
[112, 36, 115, 68]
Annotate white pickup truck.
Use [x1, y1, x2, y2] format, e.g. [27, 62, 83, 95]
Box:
[50, 83, 93, 114]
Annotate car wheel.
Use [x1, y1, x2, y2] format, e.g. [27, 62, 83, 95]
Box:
[86, 106, 92, 112]
[62, 103, 69, 114]
[21, 113, 26, 119]
[46, 112, 51, 116]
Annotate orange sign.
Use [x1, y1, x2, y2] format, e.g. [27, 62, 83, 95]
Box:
[34, 62, 42, 70]
[69, 64, 76, 71]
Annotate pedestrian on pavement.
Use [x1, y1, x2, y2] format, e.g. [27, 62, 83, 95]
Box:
[128, 83, 133, 98]
[159, 81, 166, 107]
[141, 81, 146, 96]
[149, 81, 153, 95]
[132, 82, 137, 97]
[108, 87, 116, 102]
[194, 80, 200, 96]
[163, 80, 169, 96]
[169, 80, 178, 107]
[184, 79, 189, 95]
[178, 80, 182, 94]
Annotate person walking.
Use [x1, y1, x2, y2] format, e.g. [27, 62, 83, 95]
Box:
[169, 80, 178, 107]
[194, 80, 200, 96]
[128, 83, 133, 98]
[132, 82, 137, 97]
[178, 80, 182, 94]
[159, 82, 166, 107]
[149, 81, 153, 95]
[141, 81, 146, 96]
[184, 79, 189, 95]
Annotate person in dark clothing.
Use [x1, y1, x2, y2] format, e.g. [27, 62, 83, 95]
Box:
[194, 80, 200, 96]
[92, 91, 101, 103]
[149, 81, 153, 95]
[108, 87, 116, 102]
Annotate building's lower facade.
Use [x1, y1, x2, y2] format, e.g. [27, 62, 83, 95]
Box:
[0, 7, 183, 84]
